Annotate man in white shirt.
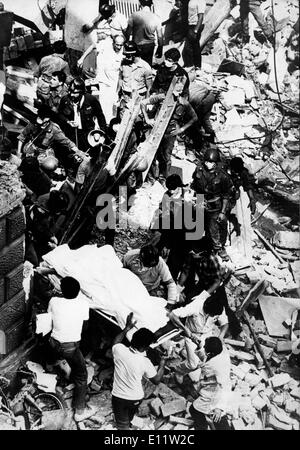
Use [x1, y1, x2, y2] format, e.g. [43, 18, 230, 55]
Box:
[48, 276, 97, 422]
[112, 313, 166, 430]
[189, 336, 232, 430]
[182, 0, 206, 69]
[168, 291, 229, 379]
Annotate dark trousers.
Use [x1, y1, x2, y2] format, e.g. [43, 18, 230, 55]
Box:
[205, 211, 228, 252]
[137, 42, 155, 66]
[240, 0, 273, 40]
[49, 337, 87, 410]
[190, 405, 231, 430]
[156, 134, 176, 179]
[182, 26, 202, 68]
[112, 395, 142, 430]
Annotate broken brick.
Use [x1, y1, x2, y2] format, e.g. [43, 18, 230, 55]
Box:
[160, 399, 187, 418]
[290, 387, 300, 400]
[225, 338, 245, 348]
[267, 415, 292, 430]
[269, 373, 291, 388]
[150, 397, 163, 417]
[169, 416, 194, 427]
[276, 341, 292, 353]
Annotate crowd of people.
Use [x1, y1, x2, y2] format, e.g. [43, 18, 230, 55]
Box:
[0, 0, 274, 431]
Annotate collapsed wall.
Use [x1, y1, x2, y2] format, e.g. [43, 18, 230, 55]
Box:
[0, 160, 26, 359]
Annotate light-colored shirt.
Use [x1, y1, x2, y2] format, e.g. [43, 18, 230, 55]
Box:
[123, 248, 172, 291]
[188, 0, 206, 26]
[173, 290, 228, 335]
[112, 343, 157, 400]
[35, 53, 71, 83]
[96, 39, 123, 89]
[128, 9, 161, 46]
[193, 348, 231, 414]
[96, 11, 128, 39]
[120, 57, 152, 94]
[48, 295, 89, 343]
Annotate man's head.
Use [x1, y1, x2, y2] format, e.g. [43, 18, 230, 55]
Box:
[48, 190, 69, 214]
[52, 40, 67, 55]
[174, 0, 182, 9]
[164, 48, 180, 71]
[60, 276, 81, 299]
[50, 70, 66, 89]
[99, 4, 115, 20]
[140, 0, 153, 7]
[123, 40, 138, 64]
[203, 147, 219, 171]
[189, 236, 213, 259]
[230, 157, 244, 174]
[131, 328, 155, 352]
[113, 34, 125, 53]
[69, 77, 85, 103]
[0, 136, 13, 161]
[140, 244, 159, 268]
[166, 174, 184, 195]
[204, 336, 223, 358]
[36, 105, 51, 128]
[203, 297, 224, 317]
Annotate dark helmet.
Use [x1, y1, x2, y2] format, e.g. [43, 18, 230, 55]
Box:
[203, 147, 220, 163]
[69, 77, 86, 94]
[123, 40, 138, 56]
[99, 4, 115, 19]
[140, 0, 153, 6]
[166, 174, 184, 191]
[230, 156, 244, 173]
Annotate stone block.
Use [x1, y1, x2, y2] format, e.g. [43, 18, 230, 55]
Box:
[0, 290, 26, 330]
[0, 236, 24, 278]
[160, 398, 187, 418]
[277, 341, 292, 353]
[269, 373, 291, 388]
[6, 207, 25, 244]
[5, 264, 23, 302]
[290, 387, 300, 400]
[4, 319, 25, 354]
[0, 216, 6, 251]
[150, 397, 163, 417]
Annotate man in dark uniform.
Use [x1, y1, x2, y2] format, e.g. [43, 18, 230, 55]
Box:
[58, 77, 107, 151]
[191, 147, 233, 261]
[240, 0, 274, 44]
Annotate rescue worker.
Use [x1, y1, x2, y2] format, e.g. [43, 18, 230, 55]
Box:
[191, 147, 233, 261]
[228, 157, 257, 215]
[182, 0, 206, 69]
[81, 4, 127, 41]
[118, 41, 153, 118]
[17, 105, 83, 171]
[58, 77, 107, 151]
[126, 0, 163, 66]
[239, 0, 274, 44]
[150, 47, 190, 97]
[46, 70, 69, 113]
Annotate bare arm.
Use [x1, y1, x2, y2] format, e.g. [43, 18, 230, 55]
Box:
[195, 13, 204, 35]
[77, 43, 96, 67]
[149, 357, 166, 385]
[113, 312, 137, 346]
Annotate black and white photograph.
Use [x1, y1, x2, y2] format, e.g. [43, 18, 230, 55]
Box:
[0, 0, 299, 437]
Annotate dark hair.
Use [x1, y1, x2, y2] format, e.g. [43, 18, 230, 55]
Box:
[37, 104, 52, 120]
[166, 174, 184, 191]
[164, 48, 180, 62]
[230, 157, 244, 174]
[52, 40, 67, 54]
[52, 70, 66, 84]
[140, 244, 159, 267]
[203, 297, 224, 316]
[190, 236, 213, 253]
[70, 77, 86, 94]
[20, 156, 40, 172]
[140, 0, 153, 6]
[204, 336, 223, 358]
[131, 328, 155, 350]
[48, 190, 69, 214]
[60, 276, 81, 299]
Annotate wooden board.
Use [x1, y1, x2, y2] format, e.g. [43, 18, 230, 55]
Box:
[236, 279, 268, 318]
[258, 295, 300, 337]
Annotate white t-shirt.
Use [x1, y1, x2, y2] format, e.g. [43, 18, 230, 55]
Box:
[188, 0, 206, 26]
[48, 295, 89, 343]
[112, 343, 157, 400]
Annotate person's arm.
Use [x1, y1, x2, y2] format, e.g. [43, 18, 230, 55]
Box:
[194, 13, 204, 35]
[81, 13, 102, 33]
[144, 69, 153, 96]
[148, 357, 167, 385]
[218, 173, 233, 222]
[177, 252, 193, 287]
[247, 188, 256, 214]
[17, 140, 23, 158]
[155, 23, 164, 58]
[125, 16, 133, 40]
[91, 96, 107, 132]
[113, 312, 137, 346]
[77, 43, 96, 68]
[169, 101, 198, 136]
[218, 323, 229, 340]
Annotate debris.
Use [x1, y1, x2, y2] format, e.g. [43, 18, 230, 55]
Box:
[150, 397, 164, 417]
[169, 416, 194, 427]
[160, 399, 187, 418]
[259, 296, 300, 337]
[277, 341, 292, 353]
[269, 373, 291, 388]
[273, 231, 300, 251]
[225, 339, 246, 348]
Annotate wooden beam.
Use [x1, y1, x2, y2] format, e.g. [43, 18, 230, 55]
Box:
[236, 279, 268, 319]
[254, 229, 285, 264]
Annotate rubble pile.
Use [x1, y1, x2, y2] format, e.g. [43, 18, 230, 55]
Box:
[0, 160, 25, 216]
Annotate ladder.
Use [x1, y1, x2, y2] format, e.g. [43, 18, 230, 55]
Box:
[59, 95, 142, 245]
[114, 75, 182, 183]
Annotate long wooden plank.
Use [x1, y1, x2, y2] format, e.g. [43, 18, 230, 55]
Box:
[236, 279, 268, 319]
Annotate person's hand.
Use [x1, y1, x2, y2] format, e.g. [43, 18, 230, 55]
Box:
[125, 312, 137, 329]
[161, 247, 170, 259]
[217, 212, 226, 223]
[105, 159, 116, 176]
[77, 58, 84, 68]
[211, 408, 223, 423]
[248, 200, 256, 215]
[169, 125, 183, 136]
[146, 118, 155, 127]
[81, 24, 91, 33]
[67, 120, 78, 128]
